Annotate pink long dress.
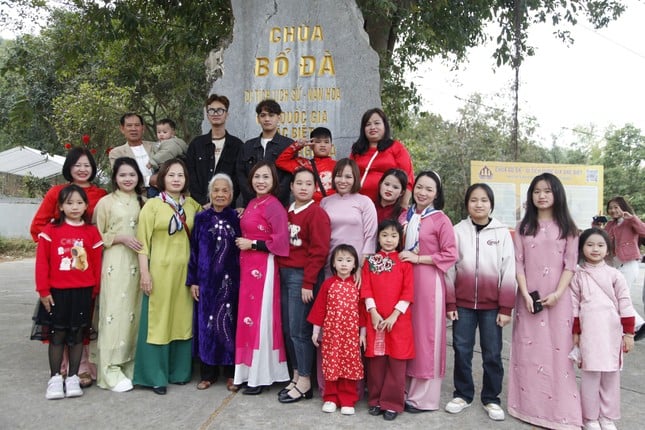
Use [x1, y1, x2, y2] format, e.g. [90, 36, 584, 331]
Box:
[400, 208, 457, 410]
[507, 222, 582, 430]
[233, 195, 290, 387]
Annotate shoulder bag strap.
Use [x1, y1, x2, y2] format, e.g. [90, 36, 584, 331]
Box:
[309, 159, 327, 197]
[360, 150, 379, 187]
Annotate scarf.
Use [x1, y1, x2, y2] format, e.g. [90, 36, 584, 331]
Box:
[404, 204, 438, 252]
[158, 192, 188, 236]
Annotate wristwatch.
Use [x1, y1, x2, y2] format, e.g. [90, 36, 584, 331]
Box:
[251, 240, 257, 250]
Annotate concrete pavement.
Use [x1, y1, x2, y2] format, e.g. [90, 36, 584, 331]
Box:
[1, 258, 644, 429]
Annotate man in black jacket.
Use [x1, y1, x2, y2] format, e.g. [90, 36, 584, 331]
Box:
[186, 94, 243, 205]
[236, 99, 294, 207]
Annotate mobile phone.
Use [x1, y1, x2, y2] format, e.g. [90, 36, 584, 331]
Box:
[529, 291, 543, 314]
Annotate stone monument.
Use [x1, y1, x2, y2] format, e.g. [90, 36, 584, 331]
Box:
[207, 0, 381, 157]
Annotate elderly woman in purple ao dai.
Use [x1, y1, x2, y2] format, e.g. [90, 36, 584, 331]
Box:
[187, 173, 241, 392]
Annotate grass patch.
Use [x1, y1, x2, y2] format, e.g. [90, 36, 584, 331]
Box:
[0, 237, 36, 260]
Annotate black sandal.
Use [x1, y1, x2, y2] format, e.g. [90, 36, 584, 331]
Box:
[277, 380, 297, 396]
[278, 386, 313, 403]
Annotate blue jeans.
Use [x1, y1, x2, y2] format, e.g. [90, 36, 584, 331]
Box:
[280, 268, 316, 377]
[452, 307, 503, 405]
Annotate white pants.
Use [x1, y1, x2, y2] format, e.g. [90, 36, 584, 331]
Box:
[613, 258, 644, 328]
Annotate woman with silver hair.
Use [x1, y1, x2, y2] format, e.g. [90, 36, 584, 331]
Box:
[186, 173, 241, 392]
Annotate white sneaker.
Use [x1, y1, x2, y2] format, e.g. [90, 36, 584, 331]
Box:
[483, 403, 505, 421]
[322, 401, 337, 413]
[46, 374, 65, 400]
[584, 421, 602, 430]
[445, 397, 470, 414]
[65, 375, 83, 398]
[111, 378, 134, 393]
[340, 406, 355, 415]
[599, 418, 617, 430]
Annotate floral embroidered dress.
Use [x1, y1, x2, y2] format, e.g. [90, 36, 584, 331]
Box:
[234, 195, 290, 387]
[92, 190, 142, 390]
[186, 207, 241, 367]
[507, 222, 581, 430]
[308, 275, 364, 381]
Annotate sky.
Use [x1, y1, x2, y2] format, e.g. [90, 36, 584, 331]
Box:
[411, 0, 645, 144]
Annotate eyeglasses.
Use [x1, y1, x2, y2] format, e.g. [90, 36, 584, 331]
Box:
[207, 108, 227, 116]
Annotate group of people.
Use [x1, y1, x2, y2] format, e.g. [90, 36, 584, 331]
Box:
[30, 95, 644, 429]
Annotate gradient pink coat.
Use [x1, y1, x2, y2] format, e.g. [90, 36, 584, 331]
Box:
[446, 217, 516, 315]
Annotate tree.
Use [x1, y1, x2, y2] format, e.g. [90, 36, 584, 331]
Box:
[601, 124, 645, 213]
[5, 1, 627, 130]
[0, 2, 233, 169]
[355, 0, 626, 128]
[0, 34, 60, 153]
[51, 82, 134, 169]
[397, 93, 546, 222]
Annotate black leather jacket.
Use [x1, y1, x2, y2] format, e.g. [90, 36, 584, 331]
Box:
[185, 130, 243, 205]
[236, 132, 294, 207]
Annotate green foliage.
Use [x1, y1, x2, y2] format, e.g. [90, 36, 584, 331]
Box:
[0, 0, 631, 186]
[396, 93, 542, 221]
[554, 124, 644, 215]
[358, 0, 626, 128]
[52, 82, 133, 170]
[601, 124, 645, 214]
[0, 1, 232, 158]
[0, 34, 60, 153]
[0, 236, 37, 258]
[22, 174, 51, 198]
[397, 95, 645, 223]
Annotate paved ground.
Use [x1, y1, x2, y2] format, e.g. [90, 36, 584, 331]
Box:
[1, 258, 644, 429]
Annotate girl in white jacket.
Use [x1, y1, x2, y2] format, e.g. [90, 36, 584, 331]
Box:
[445, 183, 516, 421]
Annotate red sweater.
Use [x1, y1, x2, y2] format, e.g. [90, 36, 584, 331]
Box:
[277, 201, 331, 290]
[35, 222, 103, 298]
[30, 183, 107, 242]
[376, 203, 405, 224]
[274, 142, 336, 203]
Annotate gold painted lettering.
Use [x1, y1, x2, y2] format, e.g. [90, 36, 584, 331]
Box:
[284, 26, 295, 42]
[312, 25, 323, 41]
[319, 51, 335, 76]
[270, 27, 281, 43]
[274, 53, 289, 77]
[255, 57, 270, 77]
[299, 56, 316, 77]
[297, 25, 310, 41]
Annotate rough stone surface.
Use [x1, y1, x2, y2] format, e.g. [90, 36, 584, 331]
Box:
[207, 0, 381, 158]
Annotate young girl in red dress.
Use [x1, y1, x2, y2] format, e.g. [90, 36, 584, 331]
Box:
[361, 219, 414, 421]
[308, 244, 365, 415]
[33, 184, 103, 399]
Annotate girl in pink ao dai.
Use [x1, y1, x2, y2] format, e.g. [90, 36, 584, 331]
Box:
[571, 228, 636, 430]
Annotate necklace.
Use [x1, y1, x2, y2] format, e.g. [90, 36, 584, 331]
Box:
[253, 196, 271, 209]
